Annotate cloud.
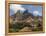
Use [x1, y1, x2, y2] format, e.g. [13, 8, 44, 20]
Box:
[33, 11, 39, 16]
[10, 4, 26, 13]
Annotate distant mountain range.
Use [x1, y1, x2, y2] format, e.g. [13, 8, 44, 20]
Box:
[11, 10, 34, 19]
[10, 9, 42, 24]
[11, 10, 42, 19]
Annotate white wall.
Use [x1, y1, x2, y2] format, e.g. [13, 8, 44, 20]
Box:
[0, 0, 46, 36]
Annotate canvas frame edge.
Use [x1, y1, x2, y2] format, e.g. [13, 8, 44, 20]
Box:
[5, 1, 45, 35]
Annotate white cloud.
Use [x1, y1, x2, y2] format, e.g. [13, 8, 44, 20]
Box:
[33, 11, 39, 16]
[10, 4, 26, 13]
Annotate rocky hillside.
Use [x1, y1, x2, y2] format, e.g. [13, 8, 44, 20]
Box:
[9, 9, 43, 32]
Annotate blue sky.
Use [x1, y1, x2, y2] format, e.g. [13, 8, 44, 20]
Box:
[10, 4, 42, 16]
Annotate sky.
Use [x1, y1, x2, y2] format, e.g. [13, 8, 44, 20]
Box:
[10, 4, 42, 16]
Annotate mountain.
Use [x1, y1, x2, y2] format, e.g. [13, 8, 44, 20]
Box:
[22, 9, 34, 20]
[11, 9, 33, 20]
[10, 9, 42, 24]
[9, 10, 43, 32]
